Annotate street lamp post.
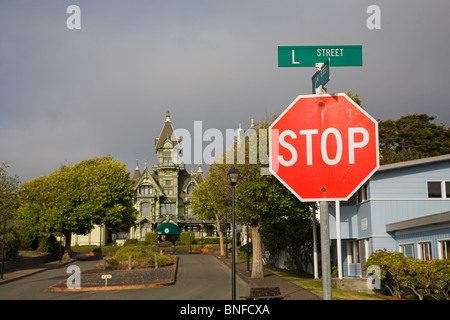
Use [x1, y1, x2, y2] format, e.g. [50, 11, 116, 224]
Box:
[227, 166, 239, 301]
[59, 209, 63, 263]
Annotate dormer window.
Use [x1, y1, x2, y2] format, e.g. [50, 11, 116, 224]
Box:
[140, 185, 153, 195]
[187, 184, 195, 195]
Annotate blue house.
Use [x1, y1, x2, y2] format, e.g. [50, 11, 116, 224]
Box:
[329, 154, 450, 277]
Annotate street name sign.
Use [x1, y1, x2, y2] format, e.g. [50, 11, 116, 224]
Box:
[312, 58, 330, 93]
[278, 45, 363, 67]
[269, 93, 379, 201]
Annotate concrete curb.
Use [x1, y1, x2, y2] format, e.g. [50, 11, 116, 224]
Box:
[47, 255, 179, 292]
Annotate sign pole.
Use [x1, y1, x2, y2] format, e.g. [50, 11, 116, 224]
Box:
[314, 60, 332, 300]
[319, 201, 332, 300]
[336, 200, 343, 279]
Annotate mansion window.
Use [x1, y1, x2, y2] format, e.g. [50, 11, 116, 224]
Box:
[160, 203, 176, 216]
[164, 188, 174, 195]
[187, 184, 195, 195]
[427, 181, 450, 198]
[140, 202, 151, 216]
[185, 204, 192, 216]
[163, 151, 172, 163]
[139, 185, 153, 195]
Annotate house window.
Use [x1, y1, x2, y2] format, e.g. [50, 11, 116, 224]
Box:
[164, 188, 174, 195]
[400, 243, 415, 259]
[427, 182, 442, 198]
[341, 183, 367, 206]
[439, 240, 450, 260]
[164, 180, 172, 186]
[418, 242, 432, 260]
[140, 185, 152, 195]
[347, 240, 360, 264]
[427, 181, 450, 199]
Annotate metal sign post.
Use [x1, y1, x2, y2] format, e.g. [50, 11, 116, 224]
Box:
[319, 201, 332, 300]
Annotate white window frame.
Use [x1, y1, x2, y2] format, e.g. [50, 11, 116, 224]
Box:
[347, 240, 360, 264]
[418, 241, 432, 260]
[399, 242, 415, 259]
[438, 239, 450, 260]
[427, 180, 450, 199]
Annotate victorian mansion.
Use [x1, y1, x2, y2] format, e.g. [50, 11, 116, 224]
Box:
[71, 111, 215, 246]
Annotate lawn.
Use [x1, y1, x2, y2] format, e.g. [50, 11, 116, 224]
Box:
[266, 267, 386, 300]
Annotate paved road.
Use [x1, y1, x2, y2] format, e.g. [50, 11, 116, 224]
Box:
[0, 254, 249, 300]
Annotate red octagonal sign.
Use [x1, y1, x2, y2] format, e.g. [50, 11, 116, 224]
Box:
[269, 93, 379, 201]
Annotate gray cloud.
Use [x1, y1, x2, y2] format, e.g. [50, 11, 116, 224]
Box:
[0, 0, 449, 182]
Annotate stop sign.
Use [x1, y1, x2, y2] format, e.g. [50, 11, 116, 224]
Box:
[269, 93, 379, 201]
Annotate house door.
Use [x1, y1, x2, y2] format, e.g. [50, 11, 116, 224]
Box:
[140, 222, 151, 239]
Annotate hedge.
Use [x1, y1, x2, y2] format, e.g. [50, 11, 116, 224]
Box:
[105, 245, 172, 268]
[364, 249, 450, 300]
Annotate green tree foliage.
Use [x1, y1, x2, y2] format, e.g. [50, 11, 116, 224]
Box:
[233, 119, 311, 278]
[191, 162, 231, 256]
[0, 162, 21, 260]
[378, 114, 450, 165]
[17, 156, 138, 255]
[346, 91, 449, 165]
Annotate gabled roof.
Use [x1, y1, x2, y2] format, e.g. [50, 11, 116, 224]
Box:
[135, 164, 164, 195]
[378, 154, 450, 172]
[154, 111, 181, 151]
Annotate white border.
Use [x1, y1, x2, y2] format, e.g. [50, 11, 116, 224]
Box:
[269, 92, 380, 202]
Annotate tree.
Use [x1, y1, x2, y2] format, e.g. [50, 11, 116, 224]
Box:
[233, 119, 311, 279]
[191, 162, 231, 256]
[0, 162, 20, 260]
[378, 114, 450, 164]
[17, 156, 138, 256]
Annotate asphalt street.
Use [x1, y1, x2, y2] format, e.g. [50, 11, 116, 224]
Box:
[0, 254, 249, 300]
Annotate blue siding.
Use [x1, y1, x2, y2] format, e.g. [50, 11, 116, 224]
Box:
[395, 227, 450, 259]
[327, 157, 450, 277]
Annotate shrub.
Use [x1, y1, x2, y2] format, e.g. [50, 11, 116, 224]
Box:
[180, 232, 195, 244]
[114, 245, 146, 261]
[148, 253, 173, 267]
[364, 250, 450, 300]
[145, 232, 158, 245]
[124, 239, 138, 246]
[364, 250, 408, 298]
[159, 241, 172, 247]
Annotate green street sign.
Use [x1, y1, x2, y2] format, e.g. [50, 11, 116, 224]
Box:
[278, 45, 362, 67]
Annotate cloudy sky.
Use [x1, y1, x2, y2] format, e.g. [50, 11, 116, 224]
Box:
[1, 0, 449, 182]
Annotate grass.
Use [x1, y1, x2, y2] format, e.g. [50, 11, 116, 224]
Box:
[266, 267, 386, 300]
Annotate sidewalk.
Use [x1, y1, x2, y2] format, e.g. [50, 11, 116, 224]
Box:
[215, 255, 321, 300]
[0, 258, 76, 285]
